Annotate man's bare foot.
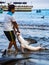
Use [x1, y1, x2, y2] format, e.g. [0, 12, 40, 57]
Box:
[2, 49, 7, 56]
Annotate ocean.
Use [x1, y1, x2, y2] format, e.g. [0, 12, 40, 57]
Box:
[0, 9, 49, 65]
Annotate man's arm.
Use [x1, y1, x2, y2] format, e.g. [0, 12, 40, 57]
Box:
[12, 21, 20, 33]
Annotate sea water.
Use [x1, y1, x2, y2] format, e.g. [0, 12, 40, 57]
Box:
[0, 9, 49, 65]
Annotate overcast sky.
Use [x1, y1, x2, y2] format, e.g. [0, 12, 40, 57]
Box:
[1, 0, 49, 9]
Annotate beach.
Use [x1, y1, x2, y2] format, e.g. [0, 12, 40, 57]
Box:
[0, 9, 49, 65]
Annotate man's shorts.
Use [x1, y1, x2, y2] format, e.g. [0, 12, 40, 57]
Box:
[4, 31, 16, 41]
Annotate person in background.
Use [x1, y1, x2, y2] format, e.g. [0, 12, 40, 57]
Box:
[3, 4, 20, 53]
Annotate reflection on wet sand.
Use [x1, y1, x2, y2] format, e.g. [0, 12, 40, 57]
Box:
[14, 51, 32, 65]
[0, 48, 49, 65]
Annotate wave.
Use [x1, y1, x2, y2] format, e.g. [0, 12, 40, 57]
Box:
[0, 22, 49, 30]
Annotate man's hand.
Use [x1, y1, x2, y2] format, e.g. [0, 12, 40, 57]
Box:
[12, 21, 20, 33]
[16, 32, 20, 36]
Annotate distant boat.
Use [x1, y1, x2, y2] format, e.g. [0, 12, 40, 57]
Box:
[2, 2, 33, 12]
[13, 2, 33, 12]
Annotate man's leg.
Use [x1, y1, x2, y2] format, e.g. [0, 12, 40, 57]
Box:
[8, 41, 13, 49]
[13, 41, 18, 51]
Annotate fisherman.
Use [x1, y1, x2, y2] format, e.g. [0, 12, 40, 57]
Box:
[3, 4, 20, 53]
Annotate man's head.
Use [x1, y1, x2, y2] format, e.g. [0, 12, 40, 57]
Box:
[8, 4, 15, 13]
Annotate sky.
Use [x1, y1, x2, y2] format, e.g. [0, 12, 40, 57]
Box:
[0, 0, 49, 9]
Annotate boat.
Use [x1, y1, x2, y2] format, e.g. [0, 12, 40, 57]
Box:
[2, 2, 33, 12]
[13, 2, 33, 12]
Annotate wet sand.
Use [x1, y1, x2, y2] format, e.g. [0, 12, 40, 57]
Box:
[0, 49, 49, 65]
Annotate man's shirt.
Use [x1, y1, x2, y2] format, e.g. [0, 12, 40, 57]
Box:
[3, 11, 16, 31]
